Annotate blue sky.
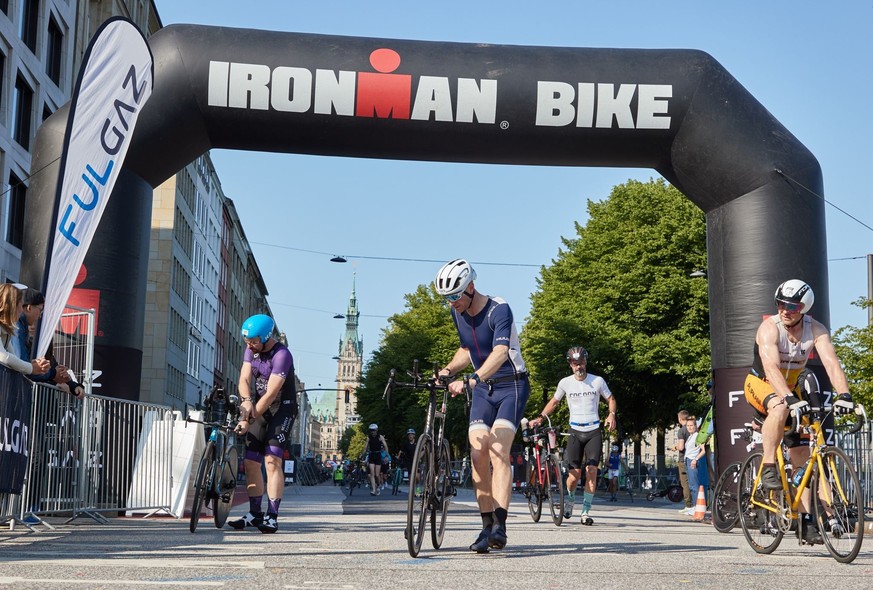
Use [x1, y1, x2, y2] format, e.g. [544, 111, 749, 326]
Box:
[157, 1, 871, 400]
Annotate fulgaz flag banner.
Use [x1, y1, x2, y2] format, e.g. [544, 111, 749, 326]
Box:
[37, 17, 154, 359]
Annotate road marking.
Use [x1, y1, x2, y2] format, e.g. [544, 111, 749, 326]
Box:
[0, 578, 224, 586]
[0, 558, 264, 569]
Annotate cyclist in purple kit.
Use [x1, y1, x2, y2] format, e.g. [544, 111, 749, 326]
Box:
[434, 259, 530, 553]
[229, 314, 299, 534]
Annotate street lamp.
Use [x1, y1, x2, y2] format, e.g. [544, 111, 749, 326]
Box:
[333, 314, 345, 319]
[689, 269, 707, 278]
[330, 256, 347, 263]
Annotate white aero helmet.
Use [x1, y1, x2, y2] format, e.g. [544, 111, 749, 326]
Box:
[434, 259, 476, 297]
[774, 279, 814, 314]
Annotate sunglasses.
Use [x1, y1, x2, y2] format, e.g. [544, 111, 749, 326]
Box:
[777, 301, 803, 313]
[444, 290, 471, 303]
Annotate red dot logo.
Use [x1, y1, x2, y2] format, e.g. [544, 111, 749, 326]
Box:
[369, 48, 401, 73]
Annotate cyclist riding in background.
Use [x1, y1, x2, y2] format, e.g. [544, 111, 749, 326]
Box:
[530, 346, 617, 523]
[743, 280, 854, 544]
[434, 258, 530, 554]
[229, 313, 299, 534]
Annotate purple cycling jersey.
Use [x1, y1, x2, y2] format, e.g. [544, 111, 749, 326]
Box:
[244, 342, 295, 400]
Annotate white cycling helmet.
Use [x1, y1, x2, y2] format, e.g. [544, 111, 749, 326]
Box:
[774, 279, 814, 314]
[434, 259, 476, 297]
[368, 423, 378, 430]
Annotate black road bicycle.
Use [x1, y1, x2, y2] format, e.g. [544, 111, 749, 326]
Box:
[384, 360, 470, 558]
[186, 387, 240, 532]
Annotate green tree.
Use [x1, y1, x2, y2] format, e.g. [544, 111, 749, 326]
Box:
[355, 285, 471, 457]
[833, 298, 873, 409]
[521, 179, 711, 443]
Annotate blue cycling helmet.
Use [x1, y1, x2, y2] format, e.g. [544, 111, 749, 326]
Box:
[241, 314, 274, 343]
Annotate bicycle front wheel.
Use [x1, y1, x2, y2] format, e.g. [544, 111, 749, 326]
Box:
[545, 453, 564, 526]
[813, 446, 864, 563]
[738, 451, 784, 554]
[431, 439, 452, 549]
[214, 446, 239, 528]
[526, 459, 542, 522]
[407, 434, 432, 557]
[190, 441, 216, 533]
[712, 461, 742, 533]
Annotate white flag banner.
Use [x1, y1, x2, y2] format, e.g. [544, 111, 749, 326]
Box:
[37, 18, 154, 358]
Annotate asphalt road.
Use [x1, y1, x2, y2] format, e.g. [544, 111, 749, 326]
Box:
[1, 483, 871, 589]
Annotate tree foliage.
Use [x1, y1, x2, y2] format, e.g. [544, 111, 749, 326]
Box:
[521, 179, 711, 441]
[833, 298, 873, 409]
[354, 285, 471, 457]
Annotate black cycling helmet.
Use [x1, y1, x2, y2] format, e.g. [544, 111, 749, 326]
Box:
[566, 346, 588, 362]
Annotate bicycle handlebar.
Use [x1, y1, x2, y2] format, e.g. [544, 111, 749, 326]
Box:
[184, 415, 238, 433]
[788, 402, 866, 435]
[383, 360, 471, 408]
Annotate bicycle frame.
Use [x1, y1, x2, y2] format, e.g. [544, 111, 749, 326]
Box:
[186, 387, 240, 532]
[741, 403, 866, 562]
[384, 360, 471, 557]
[523, 415, 564, 525]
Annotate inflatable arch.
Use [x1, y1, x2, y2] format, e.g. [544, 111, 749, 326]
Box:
[21, 25, 829, 467]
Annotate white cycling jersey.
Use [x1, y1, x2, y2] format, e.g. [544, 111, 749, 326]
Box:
[554, 373, 612, 433]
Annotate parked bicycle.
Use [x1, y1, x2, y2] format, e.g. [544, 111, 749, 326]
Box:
[738, 402, 866, 563]
[521, 415, 564, 525]
[186, 386, 240, 533]
[384, 360, 470, 558]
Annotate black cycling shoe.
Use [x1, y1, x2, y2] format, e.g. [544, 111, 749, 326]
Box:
[488, 525, 507, 549]
[469, 528, 490, 553]
[227, 511, 264, 530]
[760, 465, 782, 491]
[801, 522, 823, 545]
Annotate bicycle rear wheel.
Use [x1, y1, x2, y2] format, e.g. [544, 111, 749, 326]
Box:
[407, 435, 432, 557]
[738, 451, 784, 554]
[431, 439, 452, 549]
[526, 460, 542, 522]
[545, 453, 564, 526]
[712, 461, 742, 533]
[214, 446, 238, 528]
[189, 441, 216, 533]
[813, 446, 864, 563]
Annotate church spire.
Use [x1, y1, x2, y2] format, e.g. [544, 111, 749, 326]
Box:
[339, 273, 363, 356]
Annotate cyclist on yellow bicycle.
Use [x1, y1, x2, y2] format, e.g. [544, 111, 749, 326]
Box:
[743, 279, 854, 544]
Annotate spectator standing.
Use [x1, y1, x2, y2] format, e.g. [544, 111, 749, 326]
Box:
[673, 409, 693, 515]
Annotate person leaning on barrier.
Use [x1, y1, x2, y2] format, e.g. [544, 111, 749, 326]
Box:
[0, 283, 50, 376]
[17, 288, 84, 398]
[743, 279, 854, 545]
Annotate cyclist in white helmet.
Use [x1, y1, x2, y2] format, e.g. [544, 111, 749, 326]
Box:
[743, 280, 853, 544]
[434, 258, 530, 553]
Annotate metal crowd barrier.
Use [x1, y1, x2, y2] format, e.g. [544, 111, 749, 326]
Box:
[1, 382, 175, 529]
[834, 407, 873, 515]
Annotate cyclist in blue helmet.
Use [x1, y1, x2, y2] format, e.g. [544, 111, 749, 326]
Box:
[229, 313, 299, 534]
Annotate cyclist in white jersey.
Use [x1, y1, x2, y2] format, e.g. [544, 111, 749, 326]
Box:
[530, 346, 616, 523]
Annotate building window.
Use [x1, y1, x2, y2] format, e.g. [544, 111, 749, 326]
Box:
[6, 172, 25, 248]
[46, 15, 63, 85]
[12, 74, 33, 149]
[186, 339, 200, 377]
[0, 1, 9, 16]
[189, 289, 203, 330]
[20, 0, 39, 53]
